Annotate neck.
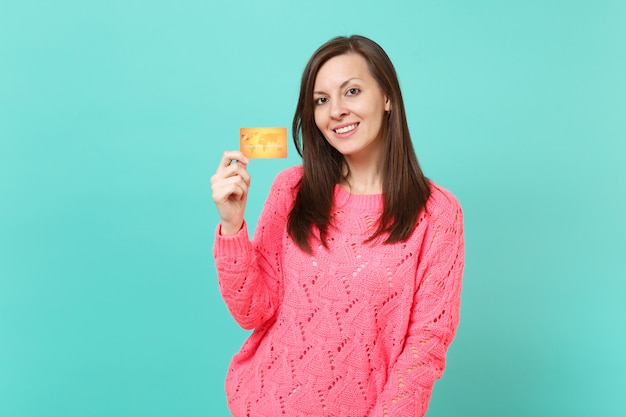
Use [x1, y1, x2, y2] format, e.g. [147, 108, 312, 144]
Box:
[341, 158, 383, 195]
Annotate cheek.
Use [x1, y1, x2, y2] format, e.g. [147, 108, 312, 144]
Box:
[313, 108, 325, 129]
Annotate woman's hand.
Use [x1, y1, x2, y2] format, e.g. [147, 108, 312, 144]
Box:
[211, 151, 251, 236]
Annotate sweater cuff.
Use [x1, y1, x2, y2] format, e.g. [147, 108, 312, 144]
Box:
[213, 221, 251, 258]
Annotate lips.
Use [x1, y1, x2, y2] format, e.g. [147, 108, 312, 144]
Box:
[333, 123, 359, 134]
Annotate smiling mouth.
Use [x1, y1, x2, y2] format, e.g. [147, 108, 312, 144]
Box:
[334, 123, 359, 134]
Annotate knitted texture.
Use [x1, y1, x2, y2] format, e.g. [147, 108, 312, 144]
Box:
[213, 166, 464, 417]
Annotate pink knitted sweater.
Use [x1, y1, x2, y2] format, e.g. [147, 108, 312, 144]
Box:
[213, 166, 464, 417]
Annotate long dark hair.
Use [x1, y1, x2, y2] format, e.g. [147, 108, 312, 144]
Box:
[288, 35, 431, 252]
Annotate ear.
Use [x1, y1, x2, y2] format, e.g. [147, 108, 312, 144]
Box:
[384, 96, 391, 112]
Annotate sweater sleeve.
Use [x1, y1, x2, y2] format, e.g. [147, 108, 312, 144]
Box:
[371, 187, 465, 417]
[212, 168, 298, 330]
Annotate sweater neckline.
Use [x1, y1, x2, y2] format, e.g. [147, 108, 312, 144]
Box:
[333, 184, 383, 210]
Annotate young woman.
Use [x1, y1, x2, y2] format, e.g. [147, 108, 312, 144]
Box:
[211, 35, 464, 417]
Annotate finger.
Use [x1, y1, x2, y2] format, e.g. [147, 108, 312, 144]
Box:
[213, 161, 251, 187]
[211, 161, 250, 185]
[234, 163, 251, 186]
[212, 183, 243, 205]
[212, 174, 249, 202]
[219, 150, 250, 170]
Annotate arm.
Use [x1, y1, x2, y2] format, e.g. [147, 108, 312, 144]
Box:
[372, 189, 465, 417]
[213, 168, 296, 330]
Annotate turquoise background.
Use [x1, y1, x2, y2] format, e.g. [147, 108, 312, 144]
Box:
[1, 0, 625, 416]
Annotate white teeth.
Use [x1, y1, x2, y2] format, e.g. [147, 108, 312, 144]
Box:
[335, 124, 357, 134]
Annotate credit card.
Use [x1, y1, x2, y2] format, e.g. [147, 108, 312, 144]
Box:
[240, 127, 288, 159]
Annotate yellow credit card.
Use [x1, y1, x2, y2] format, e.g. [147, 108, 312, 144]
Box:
[240, 127, 288, 159]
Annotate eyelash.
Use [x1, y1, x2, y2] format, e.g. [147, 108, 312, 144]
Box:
[314, 88, 361, 105]
[315, 97, 329, 105]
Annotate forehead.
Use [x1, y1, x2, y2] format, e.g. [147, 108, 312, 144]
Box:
[314, 53, 373, 88]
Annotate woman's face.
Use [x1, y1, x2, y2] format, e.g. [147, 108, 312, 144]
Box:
[313, 53, 390, 164]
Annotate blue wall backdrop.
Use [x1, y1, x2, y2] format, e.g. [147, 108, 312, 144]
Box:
[1, 1, 625, 416]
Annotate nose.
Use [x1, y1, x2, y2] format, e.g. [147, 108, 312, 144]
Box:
[330, 97, 348, 119]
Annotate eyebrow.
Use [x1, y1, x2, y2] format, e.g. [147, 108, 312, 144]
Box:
[313, 77, 362, 95]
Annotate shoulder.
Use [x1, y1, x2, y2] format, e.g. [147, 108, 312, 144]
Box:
[426, 181, 463, 223]
[272, 165, 303, 187]
[266, 165, 303, 206]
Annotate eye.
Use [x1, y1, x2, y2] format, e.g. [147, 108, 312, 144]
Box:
[314, 97, 329, 105]
[346, 88, 360, 96]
